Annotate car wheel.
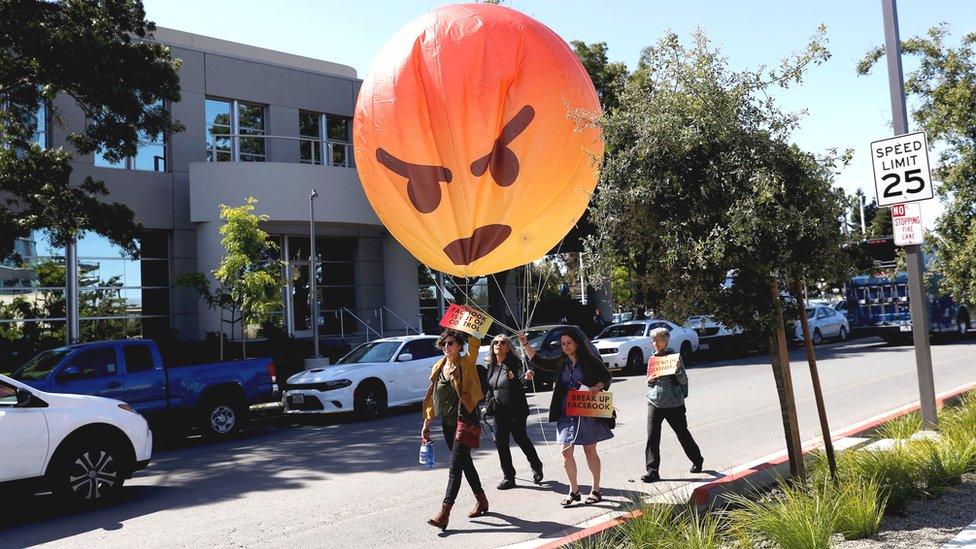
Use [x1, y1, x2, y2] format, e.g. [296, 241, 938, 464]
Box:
[812, 329, 823, 345]
[626, 349, 644, 375]
[199, 397, 244, 439]
[838, 326, 848, 341]
[354, 381, 388, 417]
[51, 438, 128, 504]
[680, 341, 693, 366]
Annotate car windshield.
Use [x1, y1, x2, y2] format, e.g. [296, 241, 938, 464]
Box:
[10, 348, 72, 381]
[598, 324, 645, 338]
[806, 307, 817, 319]
[337, 341, 402, 364]
[524, 329, 549, 350]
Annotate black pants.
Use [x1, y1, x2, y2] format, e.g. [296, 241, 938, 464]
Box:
[645, 404, 702, 472]
[442, 421, 483, 505]
[494, 409, 542, 480]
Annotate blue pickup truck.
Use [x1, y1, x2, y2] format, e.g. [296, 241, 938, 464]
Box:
[9, 339, 277, 438]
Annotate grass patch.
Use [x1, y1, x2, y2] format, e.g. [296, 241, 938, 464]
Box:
[834, 477, 886, 539]
[876, 411, 921, 440]
[727, 479, 840, 549]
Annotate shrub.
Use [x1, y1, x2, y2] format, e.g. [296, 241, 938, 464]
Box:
[847, 441, 929, 514]
[615, 503, 677, 548]
[673, 506, 725, 549]
[728, 479, 840, 549]
[834, 477, 886, 540]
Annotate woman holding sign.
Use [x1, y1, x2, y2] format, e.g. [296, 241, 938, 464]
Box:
[422, 330, 488, 530]
[518, 330, 613, 506]
[642, 327, 703, 483]
[485, 334, 544, 489]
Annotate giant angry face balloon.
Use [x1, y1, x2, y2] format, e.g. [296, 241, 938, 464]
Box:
[354, 3, 603, 277]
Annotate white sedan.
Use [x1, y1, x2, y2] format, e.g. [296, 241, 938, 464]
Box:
[592, 319, 700, 374]
[282, 335, 443, 417]
[794, 305, 850, 344]
[0, 373, 153, 504]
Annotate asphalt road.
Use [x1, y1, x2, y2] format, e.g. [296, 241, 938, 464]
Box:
[3, 336, 976, 548]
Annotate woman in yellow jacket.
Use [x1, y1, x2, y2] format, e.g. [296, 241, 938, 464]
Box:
[422, 329, 487, 531]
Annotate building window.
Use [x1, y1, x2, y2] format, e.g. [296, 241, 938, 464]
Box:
[299, 111, 322, 165]
[297, 112, 353, 168]
[76, 231, 171, 342]
[30, 101, 49, 149]
[205, 98, 232, 162]
[94, 101, 168, 171]
[284, 236, 356, 336]
[206, 98, 266, 162]
[0, 233, 67, 356]
[326, 115, 352, 167]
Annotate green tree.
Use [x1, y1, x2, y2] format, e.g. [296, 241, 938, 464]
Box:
[571, 41, 630, 113]
[212, 198, 283, 358]
[858, 24, 976, 305]
[0, 0, 183, 260]
[588, 29, 841, 476]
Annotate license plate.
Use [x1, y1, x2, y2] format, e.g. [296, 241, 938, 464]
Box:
[292, 394, 305, 404]
[700, 343, 710, 350]
[899, 325, 912, 332]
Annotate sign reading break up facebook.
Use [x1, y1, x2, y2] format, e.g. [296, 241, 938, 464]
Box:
[870, 131, 934, 207]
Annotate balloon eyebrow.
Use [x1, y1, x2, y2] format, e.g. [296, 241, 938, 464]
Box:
[470, 105, 535, 187]
[376, 148, 453, 214]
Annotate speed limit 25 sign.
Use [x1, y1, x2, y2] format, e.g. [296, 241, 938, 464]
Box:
[870, 131, 933, 207]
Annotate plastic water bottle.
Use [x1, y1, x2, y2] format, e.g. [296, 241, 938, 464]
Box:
[419, 441, 435, 468]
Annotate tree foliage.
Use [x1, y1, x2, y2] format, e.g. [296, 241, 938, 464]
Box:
[858, 24, 976, 305]
[0, 0, 183, 260]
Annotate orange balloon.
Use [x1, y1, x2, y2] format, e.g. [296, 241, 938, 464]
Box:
[354, 3, 603, 277]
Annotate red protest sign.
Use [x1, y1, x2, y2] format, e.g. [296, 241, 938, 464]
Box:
[565, 390, 614, 418]
[438, 304, 493, 338]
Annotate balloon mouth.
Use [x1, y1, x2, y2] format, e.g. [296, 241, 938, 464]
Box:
[443, 224, 513, 266]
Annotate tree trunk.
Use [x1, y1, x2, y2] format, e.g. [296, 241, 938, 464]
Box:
[793, 273, 836, 478]
[767, 278, 805, 478]
[242, 321, 247, 359]
[218, 308, 225, 362]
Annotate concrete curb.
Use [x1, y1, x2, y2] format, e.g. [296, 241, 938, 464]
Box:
[507, 380, 976, 549]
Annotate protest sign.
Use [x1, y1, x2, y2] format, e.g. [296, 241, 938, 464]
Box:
[647, 354, 681, 378]
[565, 390, 614, 418]
[438, 304, 493, 338]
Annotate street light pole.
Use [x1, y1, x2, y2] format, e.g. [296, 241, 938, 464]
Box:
[882, 0, 937, 428]
[309, 189, 320, 359]
[859, 193, 867, 235]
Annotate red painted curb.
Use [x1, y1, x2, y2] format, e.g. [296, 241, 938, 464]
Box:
[539, 380, 976, 549]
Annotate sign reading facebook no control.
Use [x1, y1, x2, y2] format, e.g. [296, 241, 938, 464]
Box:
[870, 131, 934, 207]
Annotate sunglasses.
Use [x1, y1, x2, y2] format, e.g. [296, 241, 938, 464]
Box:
[492, 340, 508, 345]
[442, 340, 458, 347]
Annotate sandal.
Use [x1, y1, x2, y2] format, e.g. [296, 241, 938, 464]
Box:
[585, 490, 602, 504]
[561, 491, 581, 507]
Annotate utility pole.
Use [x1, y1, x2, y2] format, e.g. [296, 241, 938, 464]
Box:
[309, 189, 320, 358]
[882, 0, 938, 427]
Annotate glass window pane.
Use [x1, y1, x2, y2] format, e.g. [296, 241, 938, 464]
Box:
[299, 111, 320, 138]
[238, 103, 265, 131]
[94, 151, 127, 169]
[134, 141, 165, 171]
[123, 344, 154, 373]
[300, 139, 319, 164]
[205, 99, 232, 162]
[326, 116, 349, 141]
[331, 143, 348, 167]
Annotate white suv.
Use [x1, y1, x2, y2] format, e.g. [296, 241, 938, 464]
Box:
[0, 373, 153, 504]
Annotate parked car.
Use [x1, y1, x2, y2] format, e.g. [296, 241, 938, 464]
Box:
[793, 305, 850, 344]
[683, 315, 750, 355]
[0, 373, 152, 504]
[10, 339, 277, 439]
[282, 335, 442, 417]
[593, 319, 699, 374]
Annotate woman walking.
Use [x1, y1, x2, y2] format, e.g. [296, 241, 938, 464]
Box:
[642, 327, 703, 483]
[484, 334, 544, 489]
[422, 330, 488, 530]
[517, 329, 614, 506]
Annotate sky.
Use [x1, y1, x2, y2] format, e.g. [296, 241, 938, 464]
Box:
[135, 0, 975, 232]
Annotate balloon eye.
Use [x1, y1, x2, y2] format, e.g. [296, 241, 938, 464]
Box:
[470, 105, 535, 187]
[376, 148, 453, 213]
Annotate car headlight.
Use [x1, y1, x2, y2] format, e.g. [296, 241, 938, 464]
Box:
[599, 348, 618, 355]
[319, 379, 353, 391]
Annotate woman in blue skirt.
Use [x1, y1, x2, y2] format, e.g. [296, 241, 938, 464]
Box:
[517, 329, 614, 506]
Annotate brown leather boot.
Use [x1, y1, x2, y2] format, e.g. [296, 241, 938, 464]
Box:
[427, 503, 452, 531]
[468, 491, 489, 518]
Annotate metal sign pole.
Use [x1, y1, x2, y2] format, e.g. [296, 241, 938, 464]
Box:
[882, 0, 938, 427]
[309, 189, 320, 358]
